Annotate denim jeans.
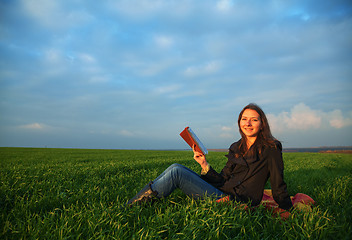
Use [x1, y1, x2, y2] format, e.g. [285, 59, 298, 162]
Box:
[150, 163, 225, 200]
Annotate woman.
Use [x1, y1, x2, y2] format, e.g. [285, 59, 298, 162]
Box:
[127, 103, 293, 211]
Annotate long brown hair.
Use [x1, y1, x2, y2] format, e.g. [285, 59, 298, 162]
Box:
[237, 103, 277, 157]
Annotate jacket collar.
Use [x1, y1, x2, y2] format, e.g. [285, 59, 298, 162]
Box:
[227, 141, 260, 165]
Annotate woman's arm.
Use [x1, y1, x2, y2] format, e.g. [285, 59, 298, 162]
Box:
[197, 145, 232, 186]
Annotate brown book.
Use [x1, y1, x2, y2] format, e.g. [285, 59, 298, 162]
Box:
[180, 127, 208, 155]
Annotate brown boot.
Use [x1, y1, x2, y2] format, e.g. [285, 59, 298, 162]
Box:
[127, 181, 158, 206]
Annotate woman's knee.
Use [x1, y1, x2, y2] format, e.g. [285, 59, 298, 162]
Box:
[170, 163, 193, 178]
[166, 163, 183, 175]
[169, 163, 184, 169]
[165, 164, 195, 179]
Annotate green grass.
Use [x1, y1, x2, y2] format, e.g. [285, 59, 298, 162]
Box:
[1, 148, 351, 239]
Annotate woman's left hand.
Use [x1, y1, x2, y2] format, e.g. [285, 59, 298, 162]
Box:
[192, 144, 208, 170]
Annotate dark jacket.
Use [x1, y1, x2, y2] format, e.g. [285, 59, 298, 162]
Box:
[201, 140, 293, 210]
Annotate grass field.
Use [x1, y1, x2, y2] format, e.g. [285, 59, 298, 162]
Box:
[1, 148, 351, 239]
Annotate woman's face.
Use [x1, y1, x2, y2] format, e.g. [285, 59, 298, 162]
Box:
[240, 109, 262, 139]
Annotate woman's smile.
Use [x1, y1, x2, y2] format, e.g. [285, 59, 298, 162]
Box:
[240, 109, 262, 139]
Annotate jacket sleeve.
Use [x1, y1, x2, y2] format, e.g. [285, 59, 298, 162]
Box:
[200, 143, 238, 187]
[200, 166, 226, 187]
[267, 142, 293, 211]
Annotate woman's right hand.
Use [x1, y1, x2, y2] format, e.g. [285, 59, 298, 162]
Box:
[192, 144, 209, 170]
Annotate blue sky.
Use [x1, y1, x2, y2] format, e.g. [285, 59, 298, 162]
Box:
[1, 0, 351, 149]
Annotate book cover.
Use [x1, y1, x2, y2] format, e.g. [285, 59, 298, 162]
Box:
[180, 127, 208, 155]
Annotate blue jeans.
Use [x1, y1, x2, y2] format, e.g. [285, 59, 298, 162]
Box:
[150, 163, 225, 200]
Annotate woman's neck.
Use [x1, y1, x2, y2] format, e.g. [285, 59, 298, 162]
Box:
[246, 137, 257, 149]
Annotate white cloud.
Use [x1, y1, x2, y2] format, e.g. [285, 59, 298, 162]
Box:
[154, 35, 174, 49]
[285, 103, 322, 130]
[166, 89, 206, 99]
[221, 126, 232, 131]
[18, 123, 45, 130]
[327, 110, 352, 129]
[154, 84, 181, 95]
[268, 103, 352, 133]
[22, 0, 60, 26]
[184, 61, 222, 77]
[268, 103, 321, 132]
[288, 9, 311, 21]
[89, 75, 110, 83]
[216, 0, 233, 11]
[219, 125, 235, 138]
[138, 62, 172, 76]
[119, 130, 134, 137]
[107, 0, 193, 21]
[21, 0, 93, 29]
[108, 0, 163, 17]
[44, 49, 63, 63]
[78, 53, 96, 64]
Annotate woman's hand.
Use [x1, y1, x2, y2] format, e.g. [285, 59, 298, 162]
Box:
[192, 144, 209, 170]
